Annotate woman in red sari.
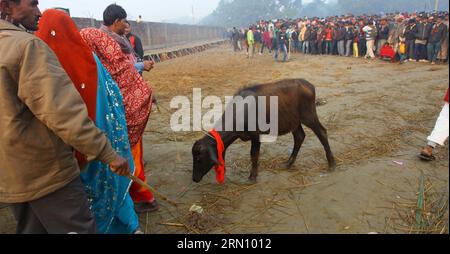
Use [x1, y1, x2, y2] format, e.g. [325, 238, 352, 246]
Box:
[80, 4, 157, 213]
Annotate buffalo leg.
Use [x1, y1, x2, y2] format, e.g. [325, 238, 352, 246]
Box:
[287, 125, 306, 168]
[304, 118, 336, 170]
[249, 138, 261, 182]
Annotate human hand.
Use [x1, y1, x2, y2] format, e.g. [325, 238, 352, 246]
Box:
[143, 60, 154, 72]
[109, 156, 130, 176]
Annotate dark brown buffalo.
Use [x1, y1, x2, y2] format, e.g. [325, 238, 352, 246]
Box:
[192, 79, 336, 183]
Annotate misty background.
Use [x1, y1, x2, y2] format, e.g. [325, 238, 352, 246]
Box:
[201, 0, 450, 27]
[38, 0, 221, 24]
[38, 0, 449, 27]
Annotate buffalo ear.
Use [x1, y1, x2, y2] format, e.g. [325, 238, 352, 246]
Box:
[207, 145, 219, 165]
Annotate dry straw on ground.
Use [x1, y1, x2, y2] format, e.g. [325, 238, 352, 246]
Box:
[385, 172, 449, 234]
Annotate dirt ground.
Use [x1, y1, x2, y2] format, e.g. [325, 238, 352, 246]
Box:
[1, 44, 448, 234]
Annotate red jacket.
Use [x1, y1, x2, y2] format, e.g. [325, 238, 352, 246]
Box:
[325, 28, 333, 41]
[445, 89, 449, 103]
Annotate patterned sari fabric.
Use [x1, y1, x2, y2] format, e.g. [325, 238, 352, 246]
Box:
[80, 27, 155, 204]
[80, 27, 152, 148]
[36, 9, 139, 234]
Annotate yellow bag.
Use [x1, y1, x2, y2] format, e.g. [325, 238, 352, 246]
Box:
[353, 42, 359, 57]
[399, 43, 406, 55]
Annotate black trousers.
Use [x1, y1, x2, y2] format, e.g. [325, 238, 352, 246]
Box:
[309, 41, 317, 55]
[332, 40, 338, 55]
[317, 41, 324, 54]
[406, 39, 415, 59]
[359, 39, 367, 57]
[10, 177, 97, 234]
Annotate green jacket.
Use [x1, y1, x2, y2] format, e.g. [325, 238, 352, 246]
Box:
[247, 30, 254, 45]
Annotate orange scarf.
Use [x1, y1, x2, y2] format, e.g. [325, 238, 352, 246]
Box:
[210, 129, 225, 184]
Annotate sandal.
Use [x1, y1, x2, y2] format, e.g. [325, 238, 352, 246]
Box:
[418, 152, 436, 161]
[418, 146, 436, 161]
[134, 200, 159, 214]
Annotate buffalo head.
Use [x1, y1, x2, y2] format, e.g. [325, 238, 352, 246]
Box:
[192, 137, 219, 183]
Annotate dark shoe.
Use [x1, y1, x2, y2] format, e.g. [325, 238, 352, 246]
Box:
[134, 200, 159, 213]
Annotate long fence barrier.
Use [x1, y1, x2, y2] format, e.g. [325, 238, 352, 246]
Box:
[73, 17, 228, 62]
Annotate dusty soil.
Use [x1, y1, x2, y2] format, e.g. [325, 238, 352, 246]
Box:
[1, 45, 448, 234]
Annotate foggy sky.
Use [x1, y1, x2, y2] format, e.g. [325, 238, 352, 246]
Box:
[38, 0, 221, 22]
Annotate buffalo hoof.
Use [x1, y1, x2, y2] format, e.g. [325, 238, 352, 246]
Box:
[247, 176, 257, 184]
[285, 161, 295, 170]
[328, 163, 337, 172]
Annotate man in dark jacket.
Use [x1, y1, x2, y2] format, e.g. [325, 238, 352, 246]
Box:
[376, 18, 390, 56]
[414, 15, 433, 62]
[428, 16, 448, 64]
[253, 28, 262, 55]
[124, 21, 144, 60]
[437, 13, 449, 63]
[309, 25, 318, 55]
[344, 22, 355, 57]
[274, 26, 288, 62]
[291, 28, 299, 53]
[331, 24, 339, 55]
[231, 27, 240, 52]
[404, 19, 417, 61]
[357, 20, 367, 57]
[317, 24, 327, 55]
[335, 22, 346, 56]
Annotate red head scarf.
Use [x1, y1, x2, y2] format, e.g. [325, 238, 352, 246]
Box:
[35, 9, 97, 121]
[35, 9, 98, 169]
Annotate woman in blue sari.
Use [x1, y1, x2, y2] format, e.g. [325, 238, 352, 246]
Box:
[82, 54, 140, 234]
[36, 9, 140, 234]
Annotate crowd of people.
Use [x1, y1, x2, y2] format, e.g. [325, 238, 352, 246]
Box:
[230, 11, 449, 164]
[231, 11, 449, 64]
